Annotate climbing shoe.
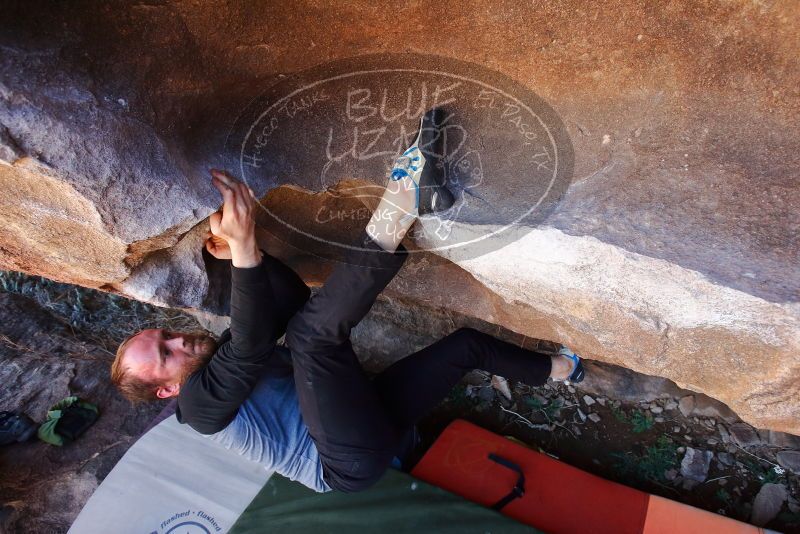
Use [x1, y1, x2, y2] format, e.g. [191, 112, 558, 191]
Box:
[389, 109, 455, 216]
[552, 346, 585, 384]
[392, 424, 426, 472]
[0, 411, 37, 445]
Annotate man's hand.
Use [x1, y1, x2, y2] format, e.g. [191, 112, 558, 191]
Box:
[205, 230, 232, 260]
[208, 169, 262, 268]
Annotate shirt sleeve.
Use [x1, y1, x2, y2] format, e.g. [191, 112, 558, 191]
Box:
[177, 250, 310, 434]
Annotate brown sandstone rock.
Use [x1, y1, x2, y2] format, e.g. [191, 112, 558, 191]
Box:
[0, 1, 798, 433]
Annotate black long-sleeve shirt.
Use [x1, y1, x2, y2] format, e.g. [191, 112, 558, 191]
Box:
[176, 251, 310, 434]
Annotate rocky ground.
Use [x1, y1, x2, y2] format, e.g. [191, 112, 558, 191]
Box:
[1, 272, 798, 533]
[0, 272, 197, 533]
[422, 357, 800, 532]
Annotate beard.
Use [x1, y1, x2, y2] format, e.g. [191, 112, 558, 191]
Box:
[187, 332, 218, 360]
[177, 332, 218, 383]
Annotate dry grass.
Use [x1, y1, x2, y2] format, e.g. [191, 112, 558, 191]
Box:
[0, 271, 202, 353]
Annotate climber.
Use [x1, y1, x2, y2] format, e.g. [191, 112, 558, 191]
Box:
[110, 110, 586, 493]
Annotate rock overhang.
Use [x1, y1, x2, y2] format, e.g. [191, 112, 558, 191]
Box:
[0, 0, 797, 432]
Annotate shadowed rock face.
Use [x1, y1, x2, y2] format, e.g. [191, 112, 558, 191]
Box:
[0, 292, 164, 533]
[0, 2, 798, 432]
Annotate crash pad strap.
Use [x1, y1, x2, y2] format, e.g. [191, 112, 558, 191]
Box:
[411, 419, 650, 534]
[487, 453, 526, 511]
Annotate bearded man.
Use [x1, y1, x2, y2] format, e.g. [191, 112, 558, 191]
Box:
[112, 115, 585, 492]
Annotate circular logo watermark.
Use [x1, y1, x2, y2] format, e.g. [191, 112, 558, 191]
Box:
[228, 53, 573, 265]
[151, 509, 221, 534]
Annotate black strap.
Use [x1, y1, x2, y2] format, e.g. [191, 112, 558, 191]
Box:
[488, 453, 526, 511]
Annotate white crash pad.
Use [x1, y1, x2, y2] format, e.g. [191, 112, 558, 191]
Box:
[69, 415, 271, 534]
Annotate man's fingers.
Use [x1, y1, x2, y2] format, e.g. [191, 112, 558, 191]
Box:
[238, 182, 250, 202]
[210, 169, 236, 187]
[212, 177, 238, 217]
[211, 177, 226, 197]
[209, 211, 222, 234]
[209, 169, 256, 245]
[219, 184, 236, 211]
[212, 172, 238, 204]
[212, 169, 248, 198]
[210, 170, 253, 208]
[211, 174, 232, 195]
[242, 184, 256, 210]
[211, 175, 233, 195]
[235, 182, 251, 213]
[212, 170, 250, 214]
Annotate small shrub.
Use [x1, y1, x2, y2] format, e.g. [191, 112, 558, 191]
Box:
[524, 396, 562, 421]
[742, 459, 783, 484]
[631, 410, 655, 433]
[524, 396, 545, 411]
[611, 404, 629, 423]
[544, 397, 563, 420]
[715, 488, 732, 504]
[612, 435, 678, 484]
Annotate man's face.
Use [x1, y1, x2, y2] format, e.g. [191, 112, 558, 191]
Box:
[122, 329, 217, 398]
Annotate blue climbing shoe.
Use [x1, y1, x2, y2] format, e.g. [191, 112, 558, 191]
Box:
[555, 346, 585, 383]
[390, 109, 455, 216]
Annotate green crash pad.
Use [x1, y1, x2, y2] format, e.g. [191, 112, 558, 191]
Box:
[231, 468, 541, 533]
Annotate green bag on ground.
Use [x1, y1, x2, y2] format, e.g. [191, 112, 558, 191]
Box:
[38, 396, 99, 446]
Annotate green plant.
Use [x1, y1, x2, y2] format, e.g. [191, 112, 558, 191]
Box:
[544, 397, 563, 420]
[640, 436, 678, 480]
[610, 405, 654, 433]
[611, 404, 629, 423]
[524, 396, 545, 410]
[524, 396, 562, 421]
[631, 410, 655, 433]
[446, 384, 488, 412]
[742, 459, 782, 484]
[612, 435, 678, 485]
